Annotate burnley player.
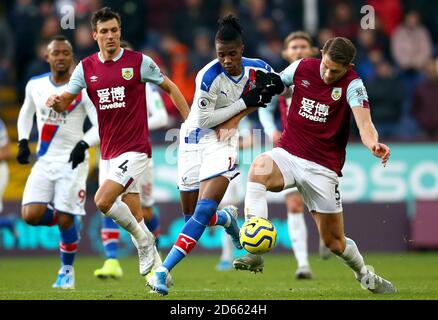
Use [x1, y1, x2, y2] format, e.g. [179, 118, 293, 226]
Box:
[148, 15, 275, 296]
[94, 41, 169, 280]
[235, 37, 396, 294]
[46, 8, 189, 278]
[253, 31, 331, 279]
[17, 35, 99, 289]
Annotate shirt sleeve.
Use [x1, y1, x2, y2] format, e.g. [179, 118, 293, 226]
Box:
[141, 55, 165, 85]
[280, 59, 302, 87]
[81, 90, 100, 147]
[17, 81, 37, 141]
[258, 95, 278, 138]
[66, 62, 87, 94]
[195, 75, 246, 129]
[347, 78, 370, 108]
[146, 83, 168, 130]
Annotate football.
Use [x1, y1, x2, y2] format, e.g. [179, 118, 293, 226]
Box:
[239, 217, 277, 255]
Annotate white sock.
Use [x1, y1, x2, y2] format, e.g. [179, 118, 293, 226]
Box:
[105, 201, 149, 247]
[220, 230, 233, 263]
[130, 220, 155, 248]
[339, 237, 368, 279]
[287, 213, 309, 268]
[244, 182, 268, 219]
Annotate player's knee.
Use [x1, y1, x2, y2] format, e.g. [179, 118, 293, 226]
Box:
[21, 208, 40, 226]
[248, 155, 271, 185]
[95, 195, 113, 214]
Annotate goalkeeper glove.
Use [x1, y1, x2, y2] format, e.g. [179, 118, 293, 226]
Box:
[69, 140, 89, 169]
[16, 139, 30, 164]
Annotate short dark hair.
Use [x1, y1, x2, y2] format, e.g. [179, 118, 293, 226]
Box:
[322, 37, 356, 66]
[91, 7, 121, 32]
[284, 31, 313, 48]
[215, 14, 243, 44]
[48, 34, 72, 50]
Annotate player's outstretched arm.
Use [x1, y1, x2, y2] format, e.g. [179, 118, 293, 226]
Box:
[46, 92, 77, 113]
[352, 106, 390, 167]
[158, 77, 189, 120]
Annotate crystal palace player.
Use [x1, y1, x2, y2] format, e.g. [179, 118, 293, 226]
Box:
[46, 8, 189, 278]
[17, 35, 99, 289]
[236, 37, 396, 294]
[148, 15, 275, 296]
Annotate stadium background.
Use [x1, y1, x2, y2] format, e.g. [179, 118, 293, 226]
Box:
[0, 0, 437, 259]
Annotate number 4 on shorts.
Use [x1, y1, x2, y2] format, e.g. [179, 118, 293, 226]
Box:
[118, 160, 128, 174]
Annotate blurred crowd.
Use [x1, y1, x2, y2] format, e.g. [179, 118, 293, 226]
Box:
[0, 0, 438, 141]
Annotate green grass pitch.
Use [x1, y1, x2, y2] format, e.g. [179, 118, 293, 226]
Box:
[1, 253, 437, 300]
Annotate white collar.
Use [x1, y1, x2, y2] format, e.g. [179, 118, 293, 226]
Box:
[98, 48, 124, 63]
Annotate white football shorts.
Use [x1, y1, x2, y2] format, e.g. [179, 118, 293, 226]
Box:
[22, 158, 88, 215]
[99, 151, 150, 195]
[178, 124, 239, 192]
[265, 147, 343, 214]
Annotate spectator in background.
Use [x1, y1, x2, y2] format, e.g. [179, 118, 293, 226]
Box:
[317, 28, 335, 50]
[367, 60, 404, 139]
[10, 0, 41, 100]
[159, 32, 195, 111]
[368, 0, 403, 37]
[189, 28, 215, 74]
[73, 23, 96, 60]
[412, 58, 438, 140]
[329, 2, 358, 40]
[391, 10, 432, 139]
[25, 39, 50, 81]
[391, 10, 432, 73]
[0, 15, 14, 84]
[101, 0, 146, 48]
[257, 34, 285, 71]
[39, 15, 61, 42]
[174, 0, 221, 47]
[237, 0, 272, 57]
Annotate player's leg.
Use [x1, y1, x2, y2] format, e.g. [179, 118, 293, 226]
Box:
[313, 212, 396, 293]
[51, 160, 89, 289]
[150, 176, 230, 295]
[95, 152, 155, 275]
[285, 190, 313, 279]
[177, 144, 239, 244]
[216, 176, 240, 271]
[52, 211, 78, 289]
[94, 215, 123, 279]
[139, 165, 161, 246]
[21, 162, 57, 226]
[94, 158, 122, 279]
[217, 231, 234, 271]
[233, 151, 285, 273]
[303, 160, 395, 294]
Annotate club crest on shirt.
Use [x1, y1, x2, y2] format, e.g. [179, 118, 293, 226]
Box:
[331, 87, 342, 101]
[122, 68, 134, 80]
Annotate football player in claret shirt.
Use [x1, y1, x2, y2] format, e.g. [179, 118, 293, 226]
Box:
[93, 40, 169, 280]
[46, 8, 189, 282]
[237, 37, 396, 294]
